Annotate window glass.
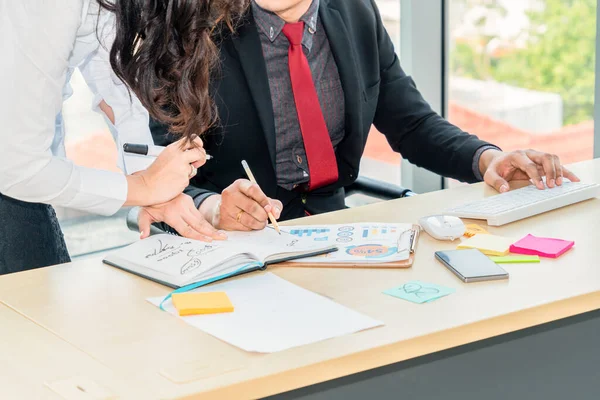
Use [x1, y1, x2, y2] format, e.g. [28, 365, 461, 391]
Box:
[59, 70, 137, 259]
[448, 0, 597, 186]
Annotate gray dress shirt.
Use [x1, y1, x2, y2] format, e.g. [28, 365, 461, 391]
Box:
[252, 0, 345, 190]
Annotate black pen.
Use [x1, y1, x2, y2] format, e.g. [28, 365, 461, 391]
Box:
[123, 143, 213, 160]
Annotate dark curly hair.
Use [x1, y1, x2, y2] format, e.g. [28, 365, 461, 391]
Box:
[97, 0, 249, 142]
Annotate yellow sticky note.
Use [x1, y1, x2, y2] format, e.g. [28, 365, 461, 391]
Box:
[457, 234, 514, 256]
[172, 292, 234, 316]
[464, 224, 489, 238]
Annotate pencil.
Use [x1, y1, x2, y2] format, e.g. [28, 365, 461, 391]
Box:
[241, 160, 281, 235]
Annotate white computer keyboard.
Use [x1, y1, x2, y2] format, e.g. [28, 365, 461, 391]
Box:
[445, 182, 600, 226]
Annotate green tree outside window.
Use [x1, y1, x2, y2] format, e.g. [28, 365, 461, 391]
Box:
[451, 0, 597, 126]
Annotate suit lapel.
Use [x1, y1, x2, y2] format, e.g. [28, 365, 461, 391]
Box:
[319, 0, 363, 151]
[231, 12, 277, 170]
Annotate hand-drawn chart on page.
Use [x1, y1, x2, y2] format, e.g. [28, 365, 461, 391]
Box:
[284, 223, 413, 263]
[287, 228, 331, 241]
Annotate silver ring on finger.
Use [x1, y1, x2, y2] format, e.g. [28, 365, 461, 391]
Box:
[189, 164, 197, 178]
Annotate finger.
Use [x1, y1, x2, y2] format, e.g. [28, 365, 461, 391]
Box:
[183, 164, 197, 180]
[169, 137, 190, 152]
[172, 136, 204, 151]
[484, 169, 510, 193]
[218, 202, 254, 231]
[190, 136, 204, 150]
[238, 209, 268, 230]
[183, 208, 227, 240]
[172, 216, 213, 242]
[555, 162, 564, 185]
[562, 166, 580, 182]
[542, 155, 557, 188]
[267, 199, 283, 219]
[138, 210, 154, 239]
[237, 180, 270, 208]
[223, 204, 265, 230]
[231, 191, 268, 223]
[191, 148, 208, 168]
[513, 152, 544, 189]
[183, 147, 206, 164]
[527, 151, 557, 188]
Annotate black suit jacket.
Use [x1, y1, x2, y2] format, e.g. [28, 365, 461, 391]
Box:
[151, 0, 492, 220]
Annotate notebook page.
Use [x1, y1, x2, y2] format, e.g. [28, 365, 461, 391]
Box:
[106, 235, 251, 282]
[192, 254, 260, 282]
[224, 228, 333, 262]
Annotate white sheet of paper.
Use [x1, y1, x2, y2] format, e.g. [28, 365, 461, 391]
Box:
[283, 223, 412, 263]
[147, 273, 383, 353]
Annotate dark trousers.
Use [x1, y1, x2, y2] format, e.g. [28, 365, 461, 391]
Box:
[0, 193, 71, 275]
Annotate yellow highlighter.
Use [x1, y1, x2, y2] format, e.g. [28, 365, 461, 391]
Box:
[457, 234, 514, 256]
[171, 292, 234, 316]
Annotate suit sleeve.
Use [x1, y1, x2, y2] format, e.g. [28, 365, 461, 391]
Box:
[368, 0, 495, 183]
[149, 118, 218, 208]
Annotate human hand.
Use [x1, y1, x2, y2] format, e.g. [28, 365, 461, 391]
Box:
[199, 179, 283, 231]
[479, 149, 580, 193]
[126, 137, 206, 206]
[138, 194, 227, 241]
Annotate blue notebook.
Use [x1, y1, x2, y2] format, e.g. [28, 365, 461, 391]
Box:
[103, 230, 337, 289]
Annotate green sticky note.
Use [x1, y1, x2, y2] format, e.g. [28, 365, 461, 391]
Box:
[489, 255, 540, 264]
[384, 281, 455, 304]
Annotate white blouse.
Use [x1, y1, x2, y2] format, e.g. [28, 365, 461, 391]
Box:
[0, 0, 153, 216]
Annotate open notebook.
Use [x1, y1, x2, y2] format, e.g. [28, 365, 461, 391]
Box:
[103, 229, 337, 288]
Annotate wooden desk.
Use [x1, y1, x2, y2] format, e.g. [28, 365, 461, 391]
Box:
[0, 303, 150, 399]
[1, 159, 600, 399]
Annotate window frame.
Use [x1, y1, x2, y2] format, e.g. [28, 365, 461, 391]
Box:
[400, 0, 447, 192]
[595, 0, 600, 158]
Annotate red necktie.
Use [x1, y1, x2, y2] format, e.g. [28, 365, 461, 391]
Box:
[282, 22, 338, 190]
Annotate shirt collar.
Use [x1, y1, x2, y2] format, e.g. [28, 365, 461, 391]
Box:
[251, 0, 320, 52]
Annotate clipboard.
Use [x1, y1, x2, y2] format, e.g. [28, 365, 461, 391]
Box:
[281, 224, 421, 269]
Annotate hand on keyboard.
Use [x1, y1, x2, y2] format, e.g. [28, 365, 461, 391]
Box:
[479, 149, 580, 193]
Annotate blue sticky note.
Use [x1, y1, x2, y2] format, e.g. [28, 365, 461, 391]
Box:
[383, 281, 455, 304]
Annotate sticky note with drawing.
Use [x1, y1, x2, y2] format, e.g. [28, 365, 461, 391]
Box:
[383, 281, 455, 304]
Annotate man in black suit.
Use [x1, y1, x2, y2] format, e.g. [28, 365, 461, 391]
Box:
[148, 0, 577, 234]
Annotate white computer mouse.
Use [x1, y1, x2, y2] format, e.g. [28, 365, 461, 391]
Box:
[419, 215, 465, 241]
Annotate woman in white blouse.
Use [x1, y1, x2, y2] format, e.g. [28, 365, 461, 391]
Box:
[0, 1, 226, 274]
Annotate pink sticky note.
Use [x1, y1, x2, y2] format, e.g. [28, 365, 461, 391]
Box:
[509, 234, 574, 258]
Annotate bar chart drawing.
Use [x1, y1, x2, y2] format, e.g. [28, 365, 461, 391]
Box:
[289, 228, 330, 237]
[361, 226, 398, 239]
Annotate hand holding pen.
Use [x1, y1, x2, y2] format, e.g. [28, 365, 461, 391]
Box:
[122, 138, 209, 206]
[241, 160, 281, 234]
